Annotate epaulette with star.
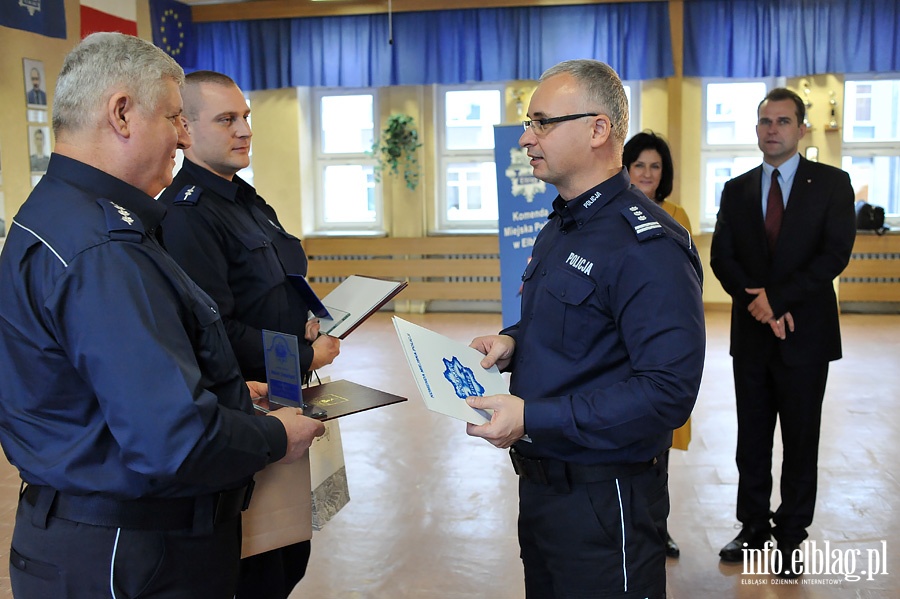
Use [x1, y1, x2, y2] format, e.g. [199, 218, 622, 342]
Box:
[98, 198, 144, 242]
[620, 205, 665, 242]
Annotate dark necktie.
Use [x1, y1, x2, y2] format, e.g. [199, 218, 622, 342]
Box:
[765, 169, 783, 253]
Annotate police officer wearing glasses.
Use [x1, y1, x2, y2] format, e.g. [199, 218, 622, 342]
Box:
[467, 59, 705, 598]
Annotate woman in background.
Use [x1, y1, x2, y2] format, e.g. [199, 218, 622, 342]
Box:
[624, 130, 692, 559]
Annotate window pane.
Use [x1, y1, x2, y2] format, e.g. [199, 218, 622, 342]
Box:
[706, 82, 767, 145]
[623, 83, 639, 140]
[844, 80, 900, 143]
[323, 165, 376, 223]
[445, 162, 497, 221]
[321, 95, 374, 154]
[704, 156, 762, 215]
[842, 155, 900, 215]
[445, 90, 502, 150]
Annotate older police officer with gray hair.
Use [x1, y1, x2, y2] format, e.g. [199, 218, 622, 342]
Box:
[0, 33, 324, 598]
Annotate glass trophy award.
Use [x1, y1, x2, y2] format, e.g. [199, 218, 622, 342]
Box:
[262, 329, 326, 419]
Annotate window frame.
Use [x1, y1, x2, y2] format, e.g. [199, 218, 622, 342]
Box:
[699, 77, 782, 228]
[622, 81, 640, 142]
[434, 83, 505, 233]
[311, 87, 382, 234]
[841, 73, 900, 223]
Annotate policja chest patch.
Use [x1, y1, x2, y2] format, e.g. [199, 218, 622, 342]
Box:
[620, 205, 664, 242]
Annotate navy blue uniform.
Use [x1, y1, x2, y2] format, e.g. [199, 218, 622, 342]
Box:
[159, 158, 315, 599]
[159, 158, 313, 381]
[504, 169, 705, 598]
[0, 155, 288, 598]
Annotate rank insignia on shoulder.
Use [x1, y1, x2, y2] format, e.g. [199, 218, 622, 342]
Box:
[173, 184, 203, 205]
[98, 198, 143, 242]
[620, 205, 664, 242]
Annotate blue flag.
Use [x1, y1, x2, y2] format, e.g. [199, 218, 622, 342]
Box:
[0, 0, 66, 39]
[149, 0, 195, 69]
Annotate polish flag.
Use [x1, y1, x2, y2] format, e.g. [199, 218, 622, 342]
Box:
[81, 0, 138, 38]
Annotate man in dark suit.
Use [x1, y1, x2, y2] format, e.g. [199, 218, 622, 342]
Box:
[710, 88, 856, 578]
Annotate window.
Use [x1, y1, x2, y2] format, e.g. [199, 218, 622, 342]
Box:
[237, 94, 254, 186]
[700, 79, 780, 225]
[436, 85, 503, 230]
[842, 76, 900, 219]
[622, 82, 640, 141]
[313, 90, 379, 231]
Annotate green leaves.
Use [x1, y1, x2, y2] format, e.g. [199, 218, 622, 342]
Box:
[371, 114, 422, 190]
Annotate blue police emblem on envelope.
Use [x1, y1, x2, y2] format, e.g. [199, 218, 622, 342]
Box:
[442, 356, 486, 399]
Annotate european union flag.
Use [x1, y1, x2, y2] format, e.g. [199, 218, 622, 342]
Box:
[149, 0, 195, 69]
[0, 0, 66, 39]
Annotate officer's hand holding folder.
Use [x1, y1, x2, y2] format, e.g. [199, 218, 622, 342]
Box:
[289, 274, 407, 339]
[393, 316, 503, 425]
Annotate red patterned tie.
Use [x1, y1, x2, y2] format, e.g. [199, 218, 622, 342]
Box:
[765, 169, 783, 254]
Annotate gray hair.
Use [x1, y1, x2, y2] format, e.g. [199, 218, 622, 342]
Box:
[540, 59, 629, 150]
[52, 32, 184, 135]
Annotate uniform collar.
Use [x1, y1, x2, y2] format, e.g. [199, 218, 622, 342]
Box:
[46, 153, 165, 231]
[551, 168, 630, 230]
[180, 158, 257, 205]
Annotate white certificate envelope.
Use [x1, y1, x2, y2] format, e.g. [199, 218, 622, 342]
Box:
[393, 317, 507, 425]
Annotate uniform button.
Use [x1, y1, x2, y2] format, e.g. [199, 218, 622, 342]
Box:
[577, 220, 583, 226]
[210, 306, 218, 314]
[541, 269, 546, 276]
[562, 230, 568, 235]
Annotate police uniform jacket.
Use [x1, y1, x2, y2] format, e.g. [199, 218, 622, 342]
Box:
[159, 159, 313, 381]
[505, 169, 705, 466]
[0, 155, 287, 499]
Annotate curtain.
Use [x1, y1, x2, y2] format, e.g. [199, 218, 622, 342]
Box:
[684, 0, 900, 78]
[194, 3, 674, 90]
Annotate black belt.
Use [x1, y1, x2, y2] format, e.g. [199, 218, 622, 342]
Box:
[510, 447, 657, 488]
[21, 481, 254, 531]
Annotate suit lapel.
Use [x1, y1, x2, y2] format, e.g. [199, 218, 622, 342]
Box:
[742, 166, 768, 257]
[779, 156, 813, 252]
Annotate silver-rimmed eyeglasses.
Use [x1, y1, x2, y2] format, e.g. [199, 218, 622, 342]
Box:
[522, 113, 598, 134]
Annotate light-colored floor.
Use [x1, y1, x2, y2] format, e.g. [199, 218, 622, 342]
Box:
[0, 310, 898, 598]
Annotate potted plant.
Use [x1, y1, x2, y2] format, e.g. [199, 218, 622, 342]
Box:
[371, 114, 422, 190]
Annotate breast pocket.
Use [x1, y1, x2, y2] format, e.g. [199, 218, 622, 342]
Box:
[235, 230, 282, 281]
[539, 267, 596, 354]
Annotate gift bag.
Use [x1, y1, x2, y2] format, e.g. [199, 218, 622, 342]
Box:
[241, 453, 312, 558]
[309, 418, 350, 530]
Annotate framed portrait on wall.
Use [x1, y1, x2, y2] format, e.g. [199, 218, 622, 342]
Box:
[24, 59, 48, 107]
[29, 125, 51, 174]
